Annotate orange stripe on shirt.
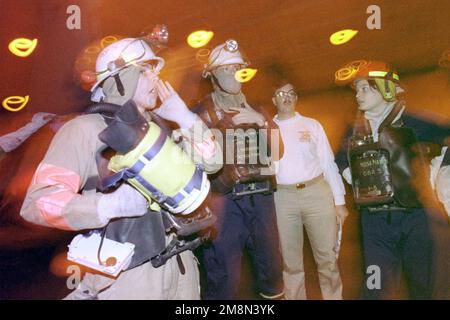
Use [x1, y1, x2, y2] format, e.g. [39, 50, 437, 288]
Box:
[32, 163, 81, 230]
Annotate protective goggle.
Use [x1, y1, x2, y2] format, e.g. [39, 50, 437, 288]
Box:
[274, 89, 297, 98]
[97, 25, 169, 78]
[97, 39, 149, 77]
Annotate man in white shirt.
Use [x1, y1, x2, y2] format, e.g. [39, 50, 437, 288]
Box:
[272, 82, 349, 300]
[431, 146, 450, 217]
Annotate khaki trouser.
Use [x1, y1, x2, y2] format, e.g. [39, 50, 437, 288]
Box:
[274, 176, 342, 300]
[64, 249, 200, 300]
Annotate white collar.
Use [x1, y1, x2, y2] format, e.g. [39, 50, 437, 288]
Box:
[364, 102, 396, 123]
[273, 112, 301, 124]
[364, 102, 405, 132]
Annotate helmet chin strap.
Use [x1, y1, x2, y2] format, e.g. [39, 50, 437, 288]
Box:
[113, 74, 125, 96]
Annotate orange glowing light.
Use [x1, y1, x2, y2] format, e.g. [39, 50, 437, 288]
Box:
[335, 60, 368, 84]
[8, 38, 38, 57]
[335, 66, 358, 82]
[2, 95, 30, 112]
[101, 36, 119, 48]
[49, 252, 74, 278]
[329, 29, 358, 45]
[187, 30, 214, 48]
[235, 68, 257, 83]
[196, 48, 211, 63]
[84, 46, 101, 54]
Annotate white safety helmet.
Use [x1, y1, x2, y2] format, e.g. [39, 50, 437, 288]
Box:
[91, 38, 165, 101]
[203, 39, 247, 77]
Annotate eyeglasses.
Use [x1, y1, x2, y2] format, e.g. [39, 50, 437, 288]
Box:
[274, 89, 297, 98]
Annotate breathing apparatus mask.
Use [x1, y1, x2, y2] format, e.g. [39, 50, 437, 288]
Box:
[202, 39, 249, 94]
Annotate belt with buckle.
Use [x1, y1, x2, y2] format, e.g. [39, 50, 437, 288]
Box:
[366, 204, 413, 213]
[277, 174, 323, 190]
[232, 180, 273, 197]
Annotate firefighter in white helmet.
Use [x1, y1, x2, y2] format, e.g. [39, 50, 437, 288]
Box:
[192, 39, 284, 300]
[21, 34, 222, 299]
[90, 38, 164, 102]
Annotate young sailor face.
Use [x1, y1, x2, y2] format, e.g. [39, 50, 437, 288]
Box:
[355, 79, 385, 112]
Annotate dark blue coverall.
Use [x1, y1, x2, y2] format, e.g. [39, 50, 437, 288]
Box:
[193, 96, 284, 300]
[335, 113, 449, 299]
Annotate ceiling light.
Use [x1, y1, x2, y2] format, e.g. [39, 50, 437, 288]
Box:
[329, 29, 358, 45]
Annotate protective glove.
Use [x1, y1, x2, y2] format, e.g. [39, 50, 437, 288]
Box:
[32, 112, 57, 126]
[155, 80, 198, 129]
[430, 146, 447, 189]
[0, 112, 56, 153]
[229, 106, 266, 127]
[436, 166, 450, 218]
[97, 183, 149, 225]
[342, 167, 352, 185]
